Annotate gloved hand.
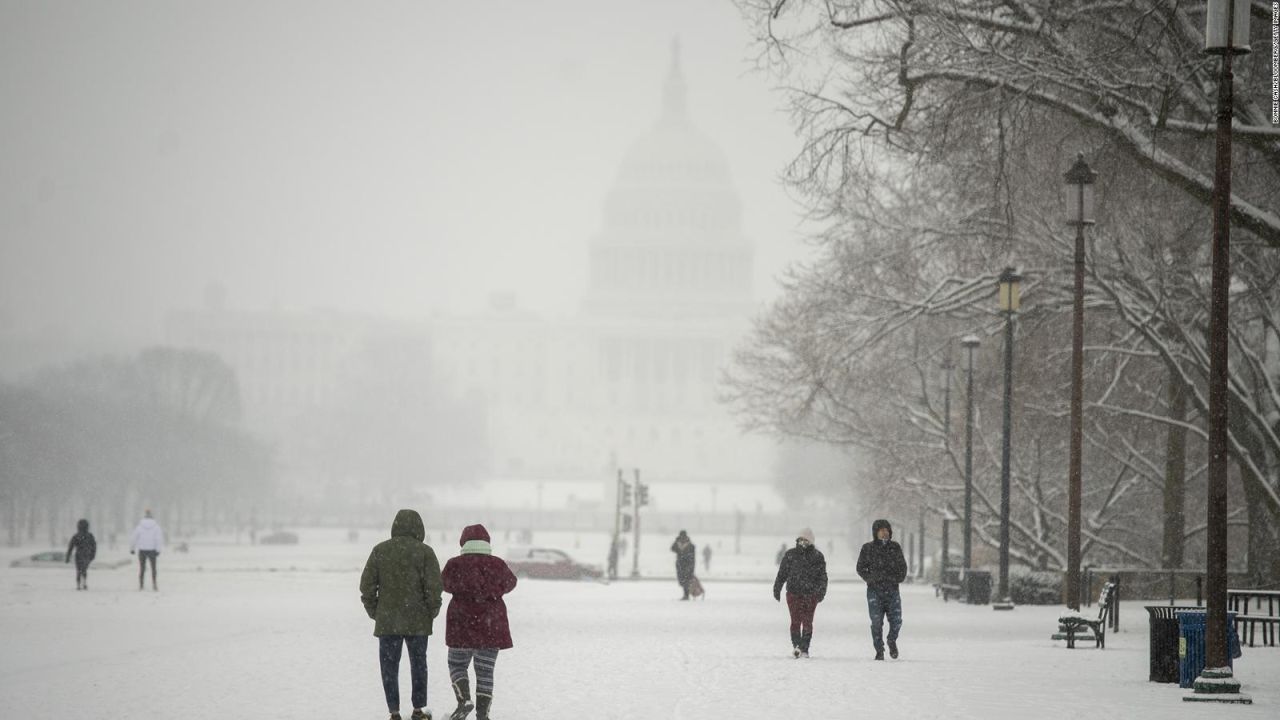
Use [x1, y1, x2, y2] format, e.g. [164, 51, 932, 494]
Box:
[130, 550, 135, 555]
[773, 590, 781, 602]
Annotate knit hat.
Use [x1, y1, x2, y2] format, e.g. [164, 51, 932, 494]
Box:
[459, 524, 491, 546]
[797, 527, 815, 543]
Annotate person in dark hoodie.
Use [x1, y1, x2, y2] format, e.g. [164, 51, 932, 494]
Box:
[65, 518, 97, 590]
[670, 530, 696, 600]
[360, 509, 444, 720]
[773, 527, 828, 658]
[856, 519, 908, 660]
[442, 524, 517, 720]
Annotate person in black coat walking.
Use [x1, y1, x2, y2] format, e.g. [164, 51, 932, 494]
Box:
[670, 530, 696, 600]
[856, 519, 908, 660]
[65, 519, 97, 591]
[773, 528, 828, 658]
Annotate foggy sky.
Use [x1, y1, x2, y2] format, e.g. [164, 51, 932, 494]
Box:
[0, 0, 809, 360]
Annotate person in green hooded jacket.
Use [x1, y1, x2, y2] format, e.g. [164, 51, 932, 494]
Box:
[360, 509, 444, 720]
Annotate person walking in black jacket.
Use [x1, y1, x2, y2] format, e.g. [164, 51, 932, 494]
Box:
[856, 519, 908, 660]
[670, 530, 696, 600]
[773, 528, 828, 658]
[65, 519, 97, 591]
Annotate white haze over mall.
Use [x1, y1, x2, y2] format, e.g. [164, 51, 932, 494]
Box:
[0, 1, 848, 540]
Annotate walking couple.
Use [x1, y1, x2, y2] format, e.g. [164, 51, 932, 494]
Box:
[361, 511, 517, 720]
[772, 520, 908, 661]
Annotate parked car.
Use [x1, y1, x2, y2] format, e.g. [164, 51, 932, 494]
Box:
[258, 530, 299, 545]
[503, 546, 603, 580]
[10, 551, 131, 569]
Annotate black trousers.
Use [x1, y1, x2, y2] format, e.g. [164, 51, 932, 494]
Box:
[137, 550, 158, 587]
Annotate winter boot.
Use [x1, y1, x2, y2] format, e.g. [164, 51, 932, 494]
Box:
[410, 709, 431, 720]
[800, 631, 812, 656]
[450, 678, 474, 720]
[874, 648, 885, 661]
[790, 630, 802, 658]
[475, 694, 492, 720]
[888, 641, 898, 659]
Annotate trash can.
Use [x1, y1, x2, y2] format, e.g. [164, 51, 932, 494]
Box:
[1176, 610, 1242, 688]
[1146, 606, 1197, 682]
[964, 570, 992, 605]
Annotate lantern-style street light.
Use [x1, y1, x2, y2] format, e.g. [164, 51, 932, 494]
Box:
[1064, 153, 1097, 612]
[994, 267, 1020, 610]
[960, 334, 981, 575]
[1187, 0, 1252, 704]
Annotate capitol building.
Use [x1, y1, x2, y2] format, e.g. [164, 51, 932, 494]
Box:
[166, 47, 778, 513]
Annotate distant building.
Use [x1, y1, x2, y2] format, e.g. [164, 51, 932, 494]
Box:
[166, 45, 774, 505]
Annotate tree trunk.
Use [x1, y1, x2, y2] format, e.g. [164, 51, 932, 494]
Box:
[1227, 394, 1280, 587]
[6, 494, 16, 547]
[1162, 372, 1188, 569]
[1240, 463, 1280, 586]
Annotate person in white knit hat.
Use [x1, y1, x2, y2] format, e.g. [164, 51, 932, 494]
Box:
[772, 528, 828, 658]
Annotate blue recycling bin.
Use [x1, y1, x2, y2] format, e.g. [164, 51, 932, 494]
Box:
[1176, 611, 1242, 688]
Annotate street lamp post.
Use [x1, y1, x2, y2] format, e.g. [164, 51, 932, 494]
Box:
[961, 334, 981, 574]
[995, 267, 1020, 610]
[1187, 0, 1252, 703]
[1064, 153, 1097, 612]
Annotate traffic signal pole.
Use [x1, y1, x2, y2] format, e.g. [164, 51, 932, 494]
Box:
[631, 468, 642, 579]
[611, 469, 623, 580]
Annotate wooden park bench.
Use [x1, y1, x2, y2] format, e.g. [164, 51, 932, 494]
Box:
[1054, 581, 1116, 649]
[936, 581, 963, 601]
[1229, 589, 1280, 648]
[934, 568, 963, 602]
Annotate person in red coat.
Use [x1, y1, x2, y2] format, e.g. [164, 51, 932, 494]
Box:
[442, 524, 517, 720]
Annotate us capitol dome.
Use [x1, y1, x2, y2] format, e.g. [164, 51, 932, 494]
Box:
[583, 41, 753, 320]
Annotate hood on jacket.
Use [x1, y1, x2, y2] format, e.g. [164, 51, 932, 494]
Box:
[797, 527, 815, 544]
[77, 519, 90, 533]
[872, 519, 893, 540]
[137, 517, 159, 530]
[459, 524, 491, 546]
[390, 509, 425, 542]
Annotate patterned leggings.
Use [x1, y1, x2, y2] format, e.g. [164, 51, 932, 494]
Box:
[448, 648, 500, 697]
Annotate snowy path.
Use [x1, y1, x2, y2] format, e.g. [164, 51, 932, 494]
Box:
[2, 550, 1277, 718]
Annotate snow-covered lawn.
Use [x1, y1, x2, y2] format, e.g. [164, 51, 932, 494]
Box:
[1, 534, 1275, 719]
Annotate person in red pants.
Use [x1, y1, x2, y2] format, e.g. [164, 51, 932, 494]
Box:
[773, 528, 828, 658]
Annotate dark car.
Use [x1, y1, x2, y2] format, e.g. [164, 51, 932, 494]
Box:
[258, 530, 299, 545]
[504, 546, 603, 580]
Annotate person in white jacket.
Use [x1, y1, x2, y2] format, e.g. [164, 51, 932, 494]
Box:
[131, 510, 165, 591]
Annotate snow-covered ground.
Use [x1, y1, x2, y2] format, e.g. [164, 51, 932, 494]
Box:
[2, 529, 1275, 719]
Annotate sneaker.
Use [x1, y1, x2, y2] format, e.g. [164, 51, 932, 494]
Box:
[800, 651, 810, 659]
[390, 714, 402, 720]
[888, 641, 898, 659]
[792, 646, 801, 658]
[410, 710, 432, 720]
[874, 649, 885, 661]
